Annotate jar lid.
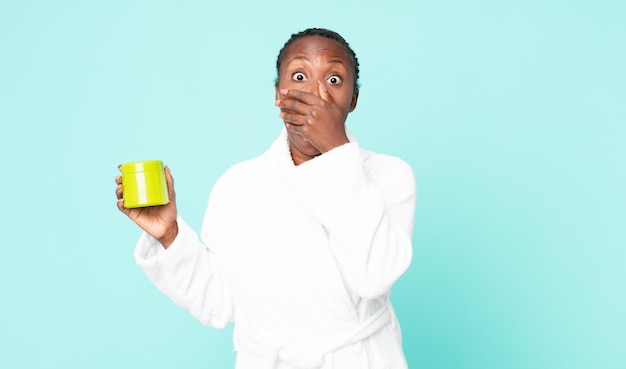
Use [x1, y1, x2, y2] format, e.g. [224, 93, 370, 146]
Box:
[121, 160, 164, 174]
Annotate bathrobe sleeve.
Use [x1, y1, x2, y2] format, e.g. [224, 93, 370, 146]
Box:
[133, 177, 236, 328]
[286, 142, 416, 299]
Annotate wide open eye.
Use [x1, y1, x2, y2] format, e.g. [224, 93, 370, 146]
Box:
[292, 72, 307, 82]
[327, 75, 342, 85]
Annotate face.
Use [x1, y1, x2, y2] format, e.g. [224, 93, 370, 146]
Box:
[276, 36, 359, 160]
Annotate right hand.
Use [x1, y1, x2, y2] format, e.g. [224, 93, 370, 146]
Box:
[115, 166, 178, 248]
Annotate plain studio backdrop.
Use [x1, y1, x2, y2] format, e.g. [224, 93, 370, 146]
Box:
[1, 1, 624, 368]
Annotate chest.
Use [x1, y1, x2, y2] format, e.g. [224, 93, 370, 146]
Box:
[227, 170, 350, 308]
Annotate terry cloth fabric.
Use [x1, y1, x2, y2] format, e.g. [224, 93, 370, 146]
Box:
[134, 128, 416, 369]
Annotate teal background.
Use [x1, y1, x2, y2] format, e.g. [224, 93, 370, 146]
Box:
[1, 0, 624, 368]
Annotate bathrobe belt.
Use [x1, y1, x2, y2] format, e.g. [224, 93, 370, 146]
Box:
[235, 305, 391, 369]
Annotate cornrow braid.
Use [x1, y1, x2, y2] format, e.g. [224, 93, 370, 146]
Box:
[275, 28, 360, 92]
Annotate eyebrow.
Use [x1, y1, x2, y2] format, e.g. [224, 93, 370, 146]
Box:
[288, 55, 347, 66]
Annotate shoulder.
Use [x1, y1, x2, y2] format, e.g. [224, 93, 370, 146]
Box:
[210, 153, 266, 195]
[359, 147, 417, 207]
[202, 154, 266, 216]
[224, 155, 264, 179]
[361, 147, 415, 186]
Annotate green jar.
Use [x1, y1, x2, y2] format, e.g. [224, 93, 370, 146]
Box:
[120, 160, 169, 208]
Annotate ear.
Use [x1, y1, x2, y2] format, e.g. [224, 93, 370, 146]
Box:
[349, 89, 359, 112]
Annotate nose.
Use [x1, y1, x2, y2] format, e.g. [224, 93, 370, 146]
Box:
[305, 79, 320, 97]
[304, 79, 321, 97]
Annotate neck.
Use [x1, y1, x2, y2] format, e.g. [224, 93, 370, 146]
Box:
[290, 150, 320, 166]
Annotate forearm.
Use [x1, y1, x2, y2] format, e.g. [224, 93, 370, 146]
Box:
[287, 143, 416, 298]
[134, 217, 234, 328]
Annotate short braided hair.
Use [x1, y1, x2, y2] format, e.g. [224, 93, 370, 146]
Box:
[275, 28, 360, 92]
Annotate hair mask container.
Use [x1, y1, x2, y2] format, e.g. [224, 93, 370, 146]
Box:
[121, 160, 169, 208]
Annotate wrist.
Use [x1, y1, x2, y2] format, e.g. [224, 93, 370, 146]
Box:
[319, 134, 349, 153]
[158, 221, 179, 249]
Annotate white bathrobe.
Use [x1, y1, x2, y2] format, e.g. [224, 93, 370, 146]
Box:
[134, 129, 416, 369]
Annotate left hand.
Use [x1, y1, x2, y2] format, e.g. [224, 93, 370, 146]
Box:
[276, 80, 350, 153]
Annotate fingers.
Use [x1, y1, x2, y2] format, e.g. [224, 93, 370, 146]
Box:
[317, 80, 336, 105]
[276, 87, 325, 127]
[276, 85, 336, 117]
[276, 87, 329, 111]
[276, 92, 308, 128]
[116, 198, 129, 214]
[284, 122, 304, 137]
[164, 166, 176, 202]
[278, 88, 319, 105]
[276, 85, 338, 139]
[115, 183, 123, 199]
[115, 175, 123, 200]
[278, 83, 335, 105]
[275, 92, 310, 118]
[279, 111, 306, 126]
[115, 179, 130, 214]
[115, 175, 129, 214]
